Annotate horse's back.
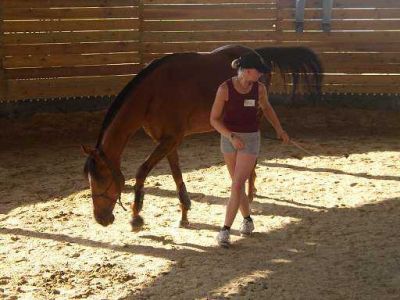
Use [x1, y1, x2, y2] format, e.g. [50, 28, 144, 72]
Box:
[140, 51, 238, 137]
[146, 52, 233, 98]
[137, 47, 257, 138]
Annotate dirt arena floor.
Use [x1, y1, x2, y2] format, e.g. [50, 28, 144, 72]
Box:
[0, 106, 399, 300]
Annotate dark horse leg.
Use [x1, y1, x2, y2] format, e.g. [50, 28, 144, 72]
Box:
[167, 149, 191, 227]
[131, 136, 180, 231]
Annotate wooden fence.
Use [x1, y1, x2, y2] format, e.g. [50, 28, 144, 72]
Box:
[1, 0, 399, 102]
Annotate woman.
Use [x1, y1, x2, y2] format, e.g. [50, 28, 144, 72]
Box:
[210, 51, 290, 247]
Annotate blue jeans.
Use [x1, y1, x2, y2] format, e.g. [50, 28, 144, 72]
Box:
[296, 0, 333, 24]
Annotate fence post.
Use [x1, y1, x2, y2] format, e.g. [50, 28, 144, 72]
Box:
[0, 2, 8, 101]
[138, 0, 144, 69]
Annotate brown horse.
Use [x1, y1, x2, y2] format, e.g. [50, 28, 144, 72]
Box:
[82, 44, 322, 229]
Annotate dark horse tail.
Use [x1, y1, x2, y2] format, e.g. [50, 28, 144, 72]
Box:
[255, 47, 323, 102]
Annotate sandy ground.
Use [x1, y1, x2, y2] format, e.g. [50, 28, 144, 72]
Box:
[0, 107, 399, 300]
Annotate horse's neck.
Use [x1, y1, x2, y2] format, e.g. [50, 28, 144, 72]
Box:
[99, 81, 149, 167]
[100, 111, 142, 167]
[100, 128, 126, 168]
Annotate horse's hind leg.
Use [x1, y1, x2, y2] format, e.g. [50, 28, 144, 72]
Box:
[131, 136, 179, 231]
[167, 149, 191, 227]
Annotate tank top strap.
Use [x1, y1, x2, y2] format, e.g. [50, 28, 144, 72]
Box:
[224, 78, 234, 100]
[251, 81, 259, 98]
[226, 78, 234, 92]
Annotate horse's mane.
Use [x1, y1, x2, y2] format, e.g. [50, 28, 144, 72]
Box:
[95, 53, 189, 148]
[85, 52, 201, 178]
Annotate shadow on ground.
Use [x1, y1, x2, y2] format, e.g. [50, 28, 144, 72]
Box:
[124, 197, 400, 299]
[1, 198, 398, 299]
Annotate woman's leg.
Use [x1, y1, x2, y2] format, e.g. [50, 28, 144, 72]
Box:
[223, 152, 236, 178]
[224, 152, 258, 227]
[223, 152, 250, 218]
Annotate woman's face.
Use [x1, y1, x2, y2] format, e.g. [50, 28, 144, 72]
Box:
[243, 68, 263, 82]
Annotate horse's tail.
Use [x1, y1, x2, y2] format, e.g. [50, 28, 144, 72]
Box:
[254, 47, 323, 102]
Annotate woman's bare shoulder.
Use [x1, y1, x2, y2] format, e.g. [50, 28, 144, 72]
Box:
[218, 81, 229, 91]
[258, 81, 267, 90]
[258, 81, 267, 89]
[258, 81, 267, 94]
[217, 81, 229, 100]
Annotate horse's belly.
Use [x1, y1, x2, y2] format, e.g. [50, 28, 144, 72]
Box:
[185, 110, 214, 135]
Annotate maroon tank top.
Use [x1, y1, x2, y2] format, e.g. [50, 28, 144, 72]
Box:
[223, 78, 259, 133]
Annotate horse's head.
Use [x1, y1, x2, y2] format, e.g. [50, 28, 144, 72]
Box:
[82, 145, 125, 226]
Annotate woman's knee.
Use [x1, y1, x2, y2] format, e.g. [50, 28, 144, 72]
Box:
[231, 181, 245, 193]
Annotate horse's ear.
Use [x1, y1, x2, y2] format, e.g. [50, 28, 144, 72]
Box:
[81, 145, 94, 156]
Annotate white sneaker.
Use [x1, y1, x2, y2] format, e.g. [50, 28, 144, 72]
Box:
[239, 218, 254, 236]
[216, 229, 230, 248]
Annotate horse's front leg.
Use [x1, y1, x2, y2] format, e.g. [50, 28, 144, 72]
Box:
[131, 136, 178, 231]
[131, 183, 145, 230]
[167, 149, 191, 227]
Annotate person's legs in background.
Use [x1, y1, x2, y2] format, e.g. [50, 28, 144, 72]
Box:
[322, 0, 334, 32]
[295, 0, 306, 33]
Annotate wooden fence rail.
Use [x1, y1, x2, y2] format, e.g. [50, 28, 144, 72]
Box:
[1, 0, 399, 102]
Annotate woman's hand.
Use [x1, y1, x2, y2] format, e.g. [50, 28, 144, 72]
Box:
[231, 134, 245, 150]
[277, 130, 290, 144]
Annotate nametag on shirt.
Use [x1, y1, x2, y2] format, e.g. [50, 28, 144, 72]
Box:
[244, 99, 256, 107]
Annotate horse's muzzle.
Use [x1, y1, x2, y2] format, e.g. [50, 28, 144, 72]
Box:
[94, 213, 115, 226]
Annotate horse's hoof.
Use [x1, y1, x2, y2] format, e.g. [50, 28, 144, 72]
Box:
[130, 216, 144, 232]
[178, 219, 190, 228]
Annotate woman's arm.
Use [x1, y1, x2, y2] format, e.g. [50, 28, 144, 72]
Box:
[210, 83, 244, 149]
[258, 83, 290, 143]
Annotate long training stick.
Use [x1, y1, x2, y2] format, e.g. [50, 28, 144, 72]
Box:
[265, 135, 320, 157]
[289, 139, 318, 157]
